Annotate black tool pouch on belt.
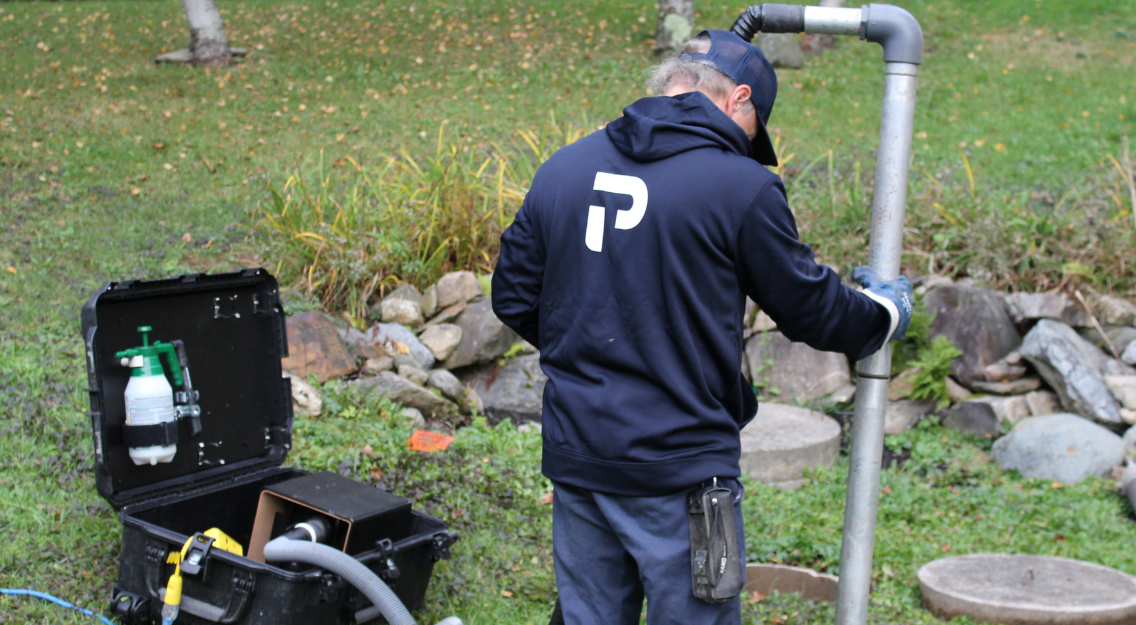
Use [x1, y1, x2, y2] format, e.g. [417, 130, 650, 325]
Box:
[687, 485, 743, 603]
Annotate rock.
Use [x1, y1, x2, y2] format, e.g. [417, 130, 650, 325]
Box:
[352, 372, 457, 420]
[1105, 375, 1136, 410]
[381, 299, 424, 327]
[1123, 426, 1136, 460]
[463, 388, 484, 415]
[925, 285, 1021, 384]
[744, 563, 838, 605]
[945, 376, 972, 403]
[1125, 341, 1136, 366]
[752, 310, 777, 333]
[434, 270, 482, 309]
[739, 404, 841, 490]
[1024, 390, 1061, 416]
[919, 273, 955, 292]
[1003, 291, 1090, 327]
[369, 283, 421, 319]
[426, 368, 478, 415]
[420, 302, 467, 331]
[967, 395, 1030, 426]
[280, 311, 357, 382]
[283, 372, 323, 417]
[1020, 319, 1122, 425]
[744, 332, 851, 404]
[992, 414, 1125, 483]
[757, 33, 806, 69]
[887, 368, 920, 401]
[982, 360, 1027, 382]
[338, 326, 379, 359]
[366, 323, 436, 370]
[392, 351, 424, 370]
[885, 400, 935, 435]
[460, 353, 547, 424]
[918, 554, 1136, 625]
[829, 384, 856, 404]
[439, 297, 520, 370]
[517, 422, 543, 434]
[1124, 409, 1136, 425]
[363, 356, 393, 374]
[401, 407, 425, 429]
[419, 323, 463, 362]
[967, 377, 1042, 395]
[942, 402, 999, 437]
[397, 364, 429, 386]
[1078, 326, 1136, 356]
[1097, 295, 1136, 326]
[420, 284, 438, 319]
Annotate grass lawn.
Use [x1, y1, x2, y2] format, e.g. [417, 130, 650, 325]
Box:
[2, 0, 1136, 623]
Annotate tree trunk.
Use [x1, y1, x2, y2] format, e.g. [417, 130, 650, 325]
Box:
[655, 0, 694, 58]
[181, 0, 231, 67]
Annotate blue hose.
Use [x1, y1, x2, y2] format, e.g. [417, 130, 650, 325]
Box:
[1, 588, 116, 625]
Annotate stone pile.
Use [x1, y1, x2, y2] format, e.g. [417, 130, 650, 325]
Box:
[281, 267, 1136, 488]
[281, 270, 544, 426]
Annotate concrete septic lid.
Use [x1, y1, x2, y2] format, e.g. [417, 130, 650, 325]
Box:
[919, 554, 1136, 625]
[740, 404, 841, 489]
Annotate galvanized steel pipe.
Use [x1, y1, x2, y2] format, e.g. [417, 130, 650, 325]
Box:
[730, 6, 922, 625]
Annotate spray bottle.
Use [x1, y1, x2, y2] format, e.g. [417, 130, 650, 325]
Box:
[115, 326, 200, 466]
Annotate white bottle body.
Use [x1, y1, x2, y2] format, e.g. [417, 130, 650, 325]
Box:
[124, 373, 177, 465]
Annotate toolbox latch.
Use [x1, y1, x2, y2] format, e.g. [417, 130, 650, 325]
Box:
[430, 531, 459, 562]
[374, 538, 401, 582]
[180, 533, 215, 576]
[110, 587, 151, 623]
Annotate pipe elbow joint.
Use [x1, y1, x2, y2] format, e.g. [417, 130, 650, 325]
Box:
[860, 3, 923, 65]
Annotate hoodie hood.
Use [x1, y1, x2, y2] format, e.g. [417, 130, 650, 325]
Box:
[605, 91, 754, 163]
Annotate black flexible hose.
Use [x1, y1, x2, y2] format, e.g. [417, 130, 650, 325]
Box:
[730, 4, 807, 41]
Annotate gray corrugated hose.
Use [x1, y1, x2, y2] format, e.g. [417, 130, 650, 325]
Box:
[264, 537, 462, 625]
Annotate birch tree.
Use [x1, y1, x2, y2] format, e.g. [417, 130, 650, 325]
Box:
[156, 0, 242, 67]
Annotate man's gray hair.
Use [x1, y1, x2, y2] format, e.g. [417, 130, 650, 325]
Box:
[647, 35, 756, 117]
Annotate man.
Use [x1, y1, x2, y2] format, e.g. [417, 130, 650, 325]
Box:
[492, 30, 912, 625]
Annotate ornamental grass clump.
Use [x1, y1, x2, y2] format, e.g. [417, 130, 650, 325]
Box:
[256, 119, 585, 318]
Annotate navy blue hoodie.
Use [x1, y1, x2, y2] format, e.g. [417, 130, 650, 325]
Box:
[492, 92, 889, 496]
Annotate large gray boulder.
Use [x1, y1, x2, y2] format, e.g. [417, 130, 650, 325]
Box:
[352, 372, 458, 420]
[365, 323, 436, 370]
[368, 283, 421, 320]
[744, 332, 850, 404]
[740, 403, 841, 490]
[925, 285, 1021, 385]
[439, 297, 520, 370]
[1020, 319, 1122, 425]
[1003, 291, 1090, 327]
[460, 353, 546, 424]
[434, 270, 482, 309]
[992, 414, 1125, 483]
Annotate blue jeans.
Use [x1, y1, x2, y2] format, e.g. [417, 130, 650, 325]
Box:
[552, 479, 747, 625]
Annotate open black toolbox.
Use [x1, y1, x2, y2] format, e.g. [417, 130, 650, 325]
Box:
[81, 269, 456, 624]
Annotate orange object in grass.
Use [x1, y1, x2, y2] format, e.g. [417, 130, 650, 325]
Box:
[408, 430, 454, 453]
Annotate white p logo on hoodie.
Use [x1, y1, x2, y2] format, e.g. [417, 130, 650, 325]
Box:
[586, 172, 648, 253]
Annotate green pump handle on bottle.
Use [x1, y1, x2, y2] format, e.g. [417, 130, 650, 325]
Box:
[115, 326, 184, 387]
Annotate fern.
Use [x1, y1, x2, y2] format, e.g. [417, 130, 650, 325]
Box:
[908, 336, 964, 409]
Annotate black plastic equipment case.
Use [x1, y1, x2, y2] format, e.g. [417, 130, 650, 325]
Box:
[81, 269, 456, 624]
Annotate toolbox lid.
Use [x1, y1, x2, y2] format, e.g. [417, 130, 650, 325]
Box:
[81, 269, 294, 510]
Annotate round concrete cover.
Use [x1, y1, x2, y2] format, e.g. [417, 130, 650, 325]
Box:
[919, 554, 1136, 624]
[739, 403, 840, 488]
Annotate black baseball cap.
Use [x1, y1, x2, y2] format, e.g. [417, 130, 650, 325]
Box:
[679, 29, 779, 166]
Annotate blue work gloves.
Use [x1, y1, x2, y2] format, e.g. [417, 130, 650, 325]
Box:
[853, 266, 913, 342]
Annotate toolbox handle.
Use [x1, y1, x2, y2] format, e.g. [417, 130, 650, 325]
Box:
[158, 584, 254, 624]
